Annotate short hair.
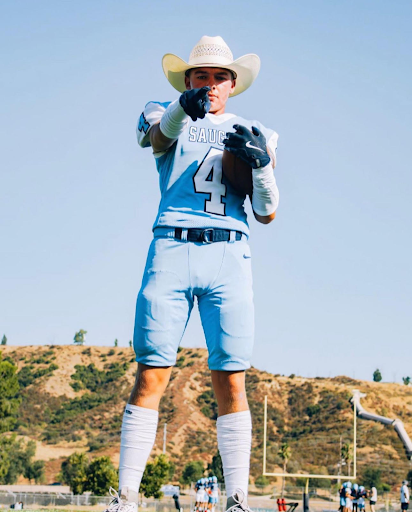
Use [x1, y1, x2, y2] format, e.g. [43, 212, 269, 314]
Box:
[185, 68, 237, 80]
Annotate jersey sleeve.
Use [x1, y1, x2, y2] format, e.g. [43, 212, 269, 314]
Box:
[136, 101, 170, 148]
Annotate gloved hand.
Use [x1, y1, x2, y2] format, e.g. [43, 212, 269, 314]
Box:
[179, 87, 211, 121]
[223, 124, 271, 169]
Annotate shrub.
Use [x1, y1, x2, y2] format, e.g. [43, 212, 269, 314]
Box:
[197, 389, 218, 420]
[70, 362, 129, 392]
[141, 454, 171, 498]
[85, 456, 118, 495]
[176, 356, 185, 367]
[179, 460, 204, 486]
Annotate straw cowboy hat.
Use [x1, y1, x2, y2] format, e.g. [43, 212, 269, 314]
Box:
[162, 35, 260, 97]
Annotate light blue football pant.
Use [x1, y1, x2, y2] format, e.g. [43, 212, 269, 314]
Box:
[133, 233, 254, 371]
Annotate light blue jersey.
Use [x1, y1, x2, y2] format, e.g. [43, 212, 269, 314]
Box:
[134, 100, 278, 371]
[137, 102, 278, 237]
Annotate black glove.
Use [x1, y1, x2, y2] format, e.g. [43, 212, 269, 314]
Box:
[223, 124, 271, 169]
[179, 87, 211, 121]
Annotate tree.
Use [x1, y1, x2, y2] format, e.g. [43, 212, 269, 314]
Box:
[129, 340, 132, 348]
[0, 436, 14, 481]
[60, 454, 117, 495]
[278, 443, 291, 497]
[59, 452, 88, 494]
[85, 456, 118, 496]
[179, 460, 204, 486]
[207, 452, 223, 482]
[362, 468, 382, 490]
[73, 330, 87, 345]
[255, 474, 270, 493]
[1, 335, 7, 345]
[373, 369, 382, 382]
[25, 460, 45, 484]
[0, 437, 41, 485]
[402, 376, 411, 386]
[0, 352, 21, 433]
[255, 475, 270, 487]
[140, 454, 171, 499]
[341, 442, 353, 475]
[114, 339, 118, 347]
[407, 469, 412, 488]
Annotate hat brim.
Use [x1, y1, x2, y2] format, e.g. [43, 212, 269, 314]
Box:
[162, 53, 260, 97]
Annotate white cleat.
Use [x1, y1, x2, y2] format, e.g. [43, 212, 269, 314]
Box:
[104, 487, 138, 512]
[226, 489, 252, 512]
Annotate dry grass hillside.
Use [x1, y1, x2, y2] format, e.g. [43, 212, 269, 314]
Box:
[2, 345, 412, 487]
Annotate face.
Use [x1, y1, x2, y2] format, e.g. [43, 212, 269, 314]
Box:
[185, 67, 236, 115]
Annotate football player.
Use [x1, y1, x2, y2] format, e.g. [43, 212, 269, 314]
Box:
[106, 35, 279, 512]
[358, 486, 366, 512]
[195, 479, 204, 512]
[208, 476, 219, 512]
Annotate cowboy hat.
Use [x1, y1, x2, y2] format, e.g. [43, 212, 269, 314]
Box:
[162, 35, 260, 97]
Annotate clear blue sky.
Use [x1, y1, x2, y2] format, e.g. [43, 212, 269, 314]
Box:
[1, 0, 411, 382]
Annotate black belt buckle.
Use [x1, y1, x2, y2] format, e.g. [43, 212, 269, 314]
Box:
[201, 229, 214, 244]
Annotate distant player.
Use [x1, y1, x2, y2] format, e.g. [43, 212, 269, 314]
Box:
[202, 478, 209, 512]
[357, 486, 366, 512]
[208, 476, 219, 512]
[369, 486, 377, 512]
[352, 483, 359, 512]
[339, 483, 347, 512]
[196, 478, 206, 512]
[105, 35, 279, 512]
[401, 481, 409, 511]
[345, 482, 353, 512]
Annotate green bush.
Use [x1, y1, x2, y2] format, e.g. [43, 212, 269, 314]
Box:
[0, 353, 20, 433]
[180, 460, 204, 486]
[85, 456, 118, 495]
[197, 389, 218, 420]
[0, 436, 45, 484]
[176, 356, 185, 367]
[17, 362, 58, 388]
[70, 362, 129, 392]
[59, 452, 88, 494]
[141, 454, 171, 498]
[255, 475, 270, 487]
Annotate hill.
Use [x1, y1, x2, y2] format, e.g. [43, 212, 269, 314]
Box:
[2, 345, 411, 487]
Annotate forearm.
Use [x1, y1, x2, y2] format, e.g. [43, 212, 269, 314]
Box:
[149, 99, 190, 153]
[150, 88, 210, 153]
[149, 123, 177, 153]
[251, 162, 279, 221]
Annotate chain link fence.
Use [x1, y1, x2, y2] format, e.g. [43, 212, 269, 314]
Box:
[0, 488, 405, 512]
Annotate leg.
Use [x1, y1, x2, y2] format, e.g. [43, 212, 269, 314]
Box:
[128, 363, 173, 409]
[212, 370, 251, 499]
[119, 238, 192, 499]
[197, 241, 254, 503]
[211, 370, 248, 416]
[119, 364, 172, 496]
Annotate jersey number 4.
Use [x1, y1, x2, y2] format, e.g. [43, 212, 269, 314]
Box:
[193, 148, 226, 216]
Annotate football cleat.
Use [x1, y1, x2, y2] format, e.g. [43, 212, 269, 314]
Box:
[104, 487, 138, 512]
[226, 489, 252, 512]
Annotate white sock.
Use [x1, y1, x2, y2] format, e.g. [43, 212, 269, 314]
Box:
[217, 410, 252, 498]
[119, 404, 159, 494]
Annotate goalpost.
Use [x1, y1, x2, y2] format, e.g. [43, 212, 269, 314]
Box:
[262, 394, 358, 512]
[262, 395, 358, 480]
